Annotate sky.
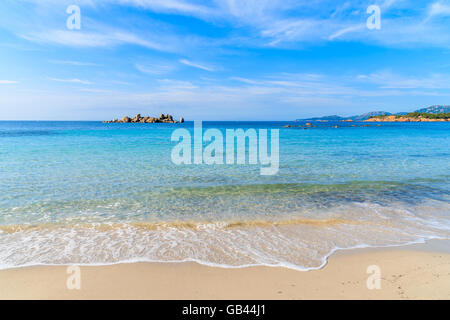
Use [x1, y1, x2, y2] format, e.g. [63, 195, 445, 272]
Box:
[0, 0, 450, 120]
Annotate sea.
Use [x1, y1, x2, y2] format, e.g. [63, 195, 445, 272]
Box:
[0, 120, 449, 270]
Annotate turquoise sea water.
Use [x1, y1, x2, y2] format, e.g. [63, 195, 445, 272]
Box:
[0, 121, 449, 270]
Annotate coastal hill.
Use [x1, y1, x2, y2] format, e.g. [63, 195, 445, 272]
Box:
[298, 111, 392, 121]
[365, 112, 449, 122]
[351, 111, 392, 121]
[298, 115, 344, 121]
[415, 105, 450, 114]
[297, 105, 450, 122]
[104, 114, 184, 124]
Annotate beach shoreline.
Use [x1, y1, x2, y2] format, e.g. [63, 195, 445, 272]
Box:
[1, 239, 449, 300]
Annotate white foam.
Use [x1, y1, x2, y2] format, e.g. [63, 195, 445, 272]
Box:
[0, 201, 449, 271]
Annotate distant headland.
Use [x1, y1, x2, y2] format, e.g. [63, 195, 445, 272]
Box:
[297, 105, 450, 122]
[104, 114, 184, 124]
[365, 112, 449, 122]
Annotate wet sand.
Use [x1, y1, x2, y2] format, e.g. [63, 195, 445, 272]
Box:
[0, 240, 449, 300]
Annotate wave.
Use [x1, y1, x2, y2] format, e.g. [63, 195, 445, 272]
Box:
[2, 182, 449, 234]
[0, 200, 449, 271]
[0, 217, 363, 234]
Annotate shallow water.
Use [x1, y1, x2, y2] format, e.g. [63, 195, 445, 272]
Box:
[0, 121, 449, 270]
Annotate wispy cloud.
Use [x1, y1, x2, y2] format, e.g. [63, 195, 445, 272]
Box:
[135, 63, 175, 75]
[0, 80, 18, 84]
[157, 78, 198, 89]
[230, 77, 261, 85]
[21, 30, 173, 51]
[49, 78, 93, 85]
[79, 88, 113, 93]
[114, 0, 215, 18]
[7, 0, 450, 50]
[179, 59, 215, 72]
[329, 24, 365, 41]
[49, 60, 102, 67]
[357, 71, 450, 89]
[428, 1, 450, 18]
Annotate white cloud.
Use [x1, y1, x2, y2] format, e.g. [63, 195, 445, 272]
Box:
[79, 88, 113, 93]
[356, 71, 450, 89]
[329, 24, 365, 41]
[8, 0, 450, 50]
[428, 1, 450, 17]
[229, 77, 261, 85]
[157, 78, 198, 89]
[115, 0, 215, 18]
[135, 63, 175, 75]
[20, 30, 172, 51]
[179, 59, 215, 72]
[0, 80, 18, 84]
[49, 60, 102, 67]
[49, 78, 93, 85]
[261, 19, 322, 45]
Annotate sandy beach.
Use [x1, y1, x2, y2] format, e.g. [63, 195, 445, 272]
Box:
[1, 239, 449, 300]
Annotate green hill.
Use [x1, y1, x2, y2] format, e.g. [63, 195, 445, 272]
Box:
[414, 105, 450, 114]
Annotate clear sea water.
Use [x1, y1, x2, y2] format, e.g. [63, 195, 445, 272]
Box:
[0, 121, 449, 270]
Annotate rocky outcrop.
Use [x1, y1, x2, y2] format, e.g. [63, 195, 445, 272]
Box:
[365, 115, 449, 122]
[104, 114, 183, 124]
[284, 123, 381, 129]
[298, 106, 450, 122]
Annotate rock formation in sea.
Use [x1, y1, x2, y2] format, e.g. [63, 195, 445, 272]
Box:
[104, 114, 184, 123]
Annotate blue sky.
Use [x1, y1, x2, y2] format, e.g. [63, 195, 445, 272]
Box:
[0, 0, 450, 120]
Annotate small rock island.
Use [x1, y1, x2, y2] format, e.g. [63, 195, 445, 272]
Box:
[104, 114, 184, 124]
